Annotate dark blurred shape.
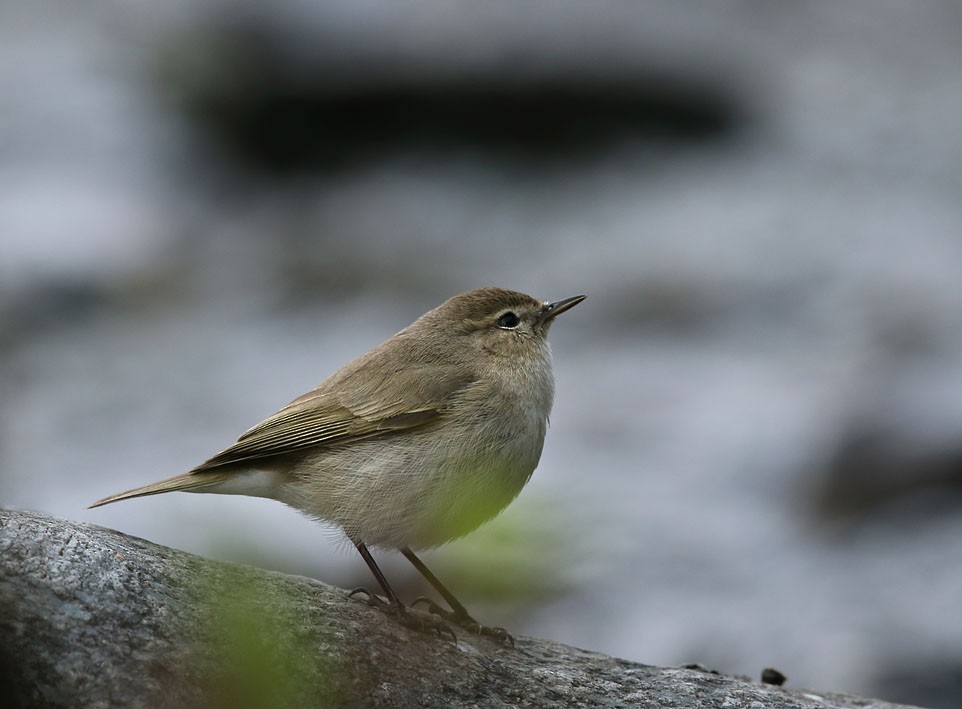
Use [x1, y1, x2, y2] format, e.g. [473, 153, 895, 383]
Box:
[156, 24, 742, 176]
[0, 280, 110, 348]
[0, 639, 27, 709]
[761, 667, 787, 686]
[604, 279, 732, 334]
[809, 424, 962, 527]
[872, 657, 962, 709]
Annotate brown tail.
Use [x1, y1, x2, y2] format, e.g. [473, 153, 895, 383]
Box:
[88, 471, 234, 509]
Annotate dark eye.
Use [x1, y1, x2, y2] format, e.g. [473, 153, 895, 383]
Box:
[497, 312, 520, 329]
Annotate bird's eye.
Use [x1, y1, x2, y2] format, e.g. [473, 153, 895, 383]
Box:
[497, 312, 520, 329]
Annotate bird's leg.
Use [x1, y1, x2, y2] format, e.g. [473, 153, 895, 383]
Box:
[349, 542, 456, 641]
[349, 541, 403, 608]
[402, 547, 514, 646]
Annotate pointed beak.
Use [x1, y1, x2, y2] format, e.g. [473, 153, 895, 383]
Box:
[538, 294, 586, 323]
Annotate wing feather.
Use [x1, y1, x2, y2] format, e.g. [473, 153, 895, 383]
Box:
[190, 336, 476, 473]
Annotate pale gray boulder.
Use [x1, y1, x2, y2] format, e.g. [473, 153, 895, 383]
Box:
[0, 509, 919, 709]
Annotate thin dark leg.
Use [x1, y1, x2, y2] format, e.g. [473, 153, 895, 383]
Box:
[401, 548, 514, 645]
[354, 541, 402, 606]
[351, 542, 456, 641]
[401, 547, 472, 619]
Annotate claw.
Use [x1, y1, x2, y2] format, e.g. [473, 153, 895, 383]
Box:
[411, 597, 514, 646]
[432, 620, 458, 643]
[411, 596, 442, 612]
[394, 604, 458, 643]
[348, 587, 391, 608]
[350, 590, 458, 642]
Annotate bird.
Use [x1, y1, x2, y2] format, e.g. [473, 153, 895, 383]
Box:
[91, 287, 584, 640]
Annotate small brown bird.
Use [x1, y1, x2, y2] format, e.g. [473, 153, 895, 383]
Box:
[91, 287, 584, 639]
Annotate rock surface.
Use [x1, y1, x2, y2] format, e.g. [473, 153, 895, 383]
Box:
[0, 508, 920, 708]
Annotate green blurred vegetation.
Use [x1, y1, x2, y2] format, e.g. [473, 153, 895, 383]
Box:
[191, 568, 344, 708]
[427, 493, 582, 608]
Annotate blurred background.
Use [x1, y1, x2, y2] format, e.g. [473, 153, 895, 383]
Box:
[3, 1, 962, 706]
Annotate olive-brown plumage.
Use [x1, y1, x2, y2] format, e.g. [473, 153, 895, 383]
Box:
[91, 287, 584, 637]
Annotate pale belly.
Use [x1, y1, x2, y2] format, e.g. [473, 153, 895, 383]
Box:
[285, 414, 548, 549]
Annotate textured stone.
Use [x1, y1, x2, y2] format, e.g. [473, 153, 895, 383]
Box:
[0, 509, 920, 709]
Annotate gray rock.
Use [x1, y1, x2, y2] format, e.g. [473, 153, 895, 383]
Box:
[0, 508, 919, 709]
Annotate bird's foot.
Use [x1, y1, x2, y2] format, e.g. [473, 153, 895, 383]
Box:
[348, 587, 390, 608]
[412, 597, 514, 646]
[348, 589, 457, 642]
[397, 606, 458, 642]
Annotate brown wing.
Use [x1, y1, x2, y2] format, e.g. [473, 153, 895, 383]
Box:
[189, 397, 437, 472]
[190, 333, 477, 472]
